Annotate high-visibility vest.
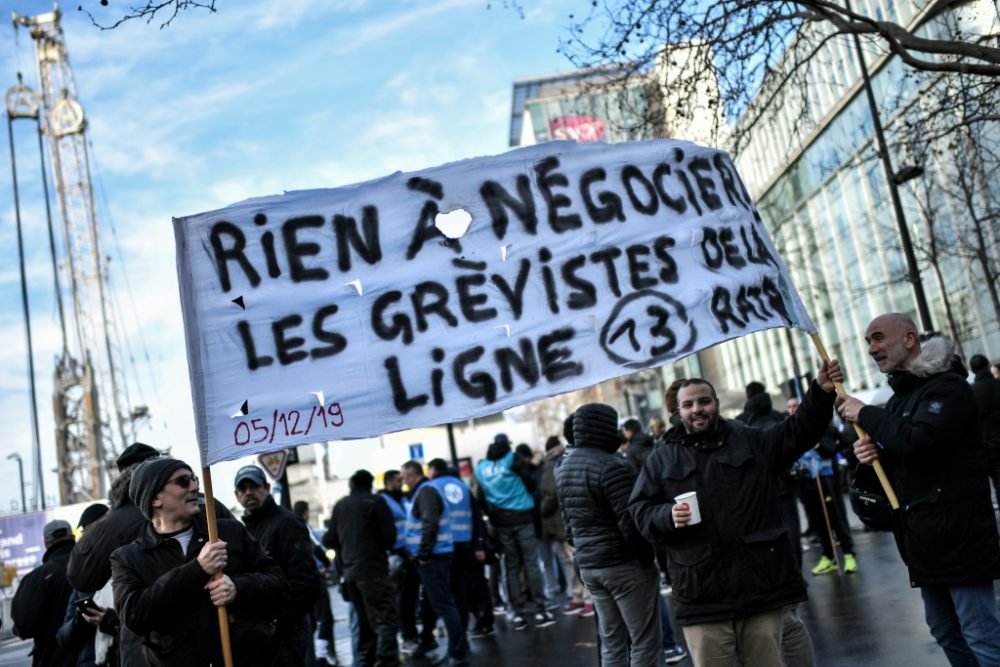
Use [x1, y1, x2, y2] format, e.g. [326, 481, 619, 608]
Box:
[430, 476, 472, 543]
[381, 493, 407, 550]
[404, 482, 453, 557]
[474, 451, 534, 511]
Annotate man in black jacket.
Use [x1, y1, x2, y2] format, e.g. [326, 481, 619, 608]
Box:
[629, 359, 842, 667]
[621, 418, 656, 475]
[235, 465, 320, 665]
[111, 458, 288, 667]
[838, 314, 1000, 666]
[328, 469, 400, 667]
[970, 353, 1000, 502]
[12, 520, 78, 667]
[556, 403, 664, 667]
[401, 460, 469, 666]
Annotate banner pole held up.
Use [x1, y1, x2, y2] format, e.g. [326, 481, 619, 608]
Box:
[809, 334, 900, 509]
[201, 466, 235, 667]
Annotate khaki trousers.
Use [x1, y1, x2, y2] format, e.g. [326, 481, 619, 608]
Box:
[682, 609, 783, 667]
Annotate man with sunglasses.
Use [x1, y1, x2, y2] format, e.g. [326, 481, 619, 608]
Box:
[235, 465, 321, 666]
[111, 458, 289, 667]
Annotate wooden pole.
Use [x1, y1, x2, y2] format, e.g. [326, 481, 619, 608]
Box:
[809, 334, 900, 509]
[815, 474, 842, 576]
[201, 466, 235, 667]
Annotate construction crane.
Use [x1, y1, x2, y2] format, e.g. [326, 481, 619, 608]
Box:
[10, 5, 148, 504]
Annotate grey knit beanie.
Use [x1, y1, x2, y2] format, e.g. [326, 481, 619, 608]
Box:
[129, 458, 192, 520]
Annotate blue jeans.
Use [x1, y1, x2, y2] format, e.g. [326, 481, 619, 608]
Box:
[581, 560, 662, 667]
[921, 583, 1000, 667]
[658, 592, 678, 650]
[418, 558, 469, 661]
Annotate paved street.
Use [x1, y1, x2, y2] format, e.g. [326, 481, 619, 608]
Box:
[1, 523, 995, 666]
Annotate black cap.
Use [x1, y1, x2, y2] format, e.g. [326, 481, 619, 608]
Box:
[116, 442, 160, 472]
[78, 503, 109, 529]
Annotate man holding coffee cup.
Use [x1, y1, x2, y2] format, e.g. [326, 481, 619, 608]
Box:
[629, 359, 843, 667]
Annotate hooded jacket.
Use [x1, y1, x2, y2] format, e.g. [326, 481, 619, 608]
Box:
[555, 403, 653, 568]
[857, 337, 1000, 587]
[629, 380, 835, 626]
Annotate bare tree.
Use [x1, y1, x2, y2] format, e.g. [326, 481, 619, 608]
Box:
[78, 0, 216, 30]
[556, 1, 1000, 153]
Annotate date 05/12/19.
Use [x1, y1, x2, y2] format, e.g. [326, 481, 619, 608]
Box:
[233, 402, 345, 446]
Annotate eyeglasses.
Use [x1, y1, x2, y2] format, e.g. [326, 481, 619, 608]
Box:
[168, 474, 199, 489]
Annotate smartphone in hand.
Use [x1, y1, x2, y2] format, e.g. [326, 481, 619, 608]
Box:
[75, 598, 99, 615]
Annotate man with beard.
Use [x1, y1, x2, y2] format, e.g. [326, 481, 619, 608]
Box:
[837, 314, 1000, 666]
[629, 360, 843, 667]
[235, 465, 320, 665]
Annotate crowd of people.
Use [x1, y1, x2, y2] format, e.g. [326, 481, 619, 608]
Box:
[7, 310, 1000, 667]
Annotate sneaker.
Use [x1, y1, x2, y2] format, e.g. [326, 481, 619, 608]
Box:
[664, 645, 688, 664]
[512, 615, 528, 631]
[411, 641, 440, 659]
[843, 553, 858, 573]
[492, 604, 506, 615]
[468, 625, 494, 639]
[562, 601, 586, 615]
[400, 639, 420, 654]
[579, 602, 595, 617]
[811, 556, 837, 575]
[534, 611, 557, 628]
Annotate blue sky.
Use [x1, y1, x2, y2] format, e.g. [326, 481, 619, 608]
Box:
[0, 0, 579, 512]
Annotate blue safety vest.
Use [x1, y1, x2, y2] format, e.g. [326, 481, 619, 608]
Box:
[404, 482, 453, 557]
[474, 451, 534, 511]
[381, 493, 407, 551]
[430, 476, 473, 543]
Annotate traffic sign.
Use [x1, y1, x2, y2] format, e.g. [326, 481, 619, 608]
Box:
[258, 450, 289, 480]
[408, 443, 424, 461]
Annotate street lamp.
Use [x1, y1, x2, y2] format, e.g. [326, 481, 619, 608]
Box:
[7, 453, 26, 514]
[844, 0, 934, 333]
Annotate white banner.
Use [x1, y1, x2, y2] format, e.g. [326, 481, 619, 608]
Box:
[174, 140, 816, 465]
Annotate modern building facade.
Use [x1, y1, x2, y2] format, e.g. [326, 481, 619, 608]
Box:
[509, 0, 1000, 408]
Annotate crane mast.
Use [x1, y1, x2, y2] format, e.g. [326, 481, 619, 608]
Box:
[12, 6, 147, 503]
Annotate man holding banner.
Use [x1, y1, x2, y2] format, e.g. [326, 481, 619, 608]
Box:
[837, 314, 1000, 666]
[111, 458, 289, 666]
[629, 359, 843, 667]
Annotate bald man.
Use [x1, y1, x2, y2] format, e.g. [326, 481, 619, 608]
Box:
[837, 313, 1000, 666]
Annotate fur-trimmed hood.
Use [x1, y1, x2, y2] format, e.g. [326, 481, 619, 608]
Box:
[908, 336, 957, 378]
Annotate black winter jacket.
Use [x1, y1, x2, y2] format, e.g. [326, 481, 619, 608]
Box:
[629, 381, 836, 626]
[857, 340, 1000, 587]
[241, 496, 320, 632]
[328, 489, 397, 581]
[68, 501, 145, 594]
[556, 446, 653, 568]
[972, 369, 1000, 465]
[12, 540, 78, 667]
[110, 514, 288, 667]
[623, 432, 655, 475]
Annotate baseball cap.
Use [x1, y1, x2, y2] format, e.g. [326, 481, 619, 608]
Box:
[234, 465, 267, 488]
[493, 433, 510, 445]
[43, 519, 73, 545]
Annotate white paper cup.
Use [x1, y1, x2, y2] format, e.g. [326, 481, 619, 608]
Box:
[674, 491, 701, 525]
